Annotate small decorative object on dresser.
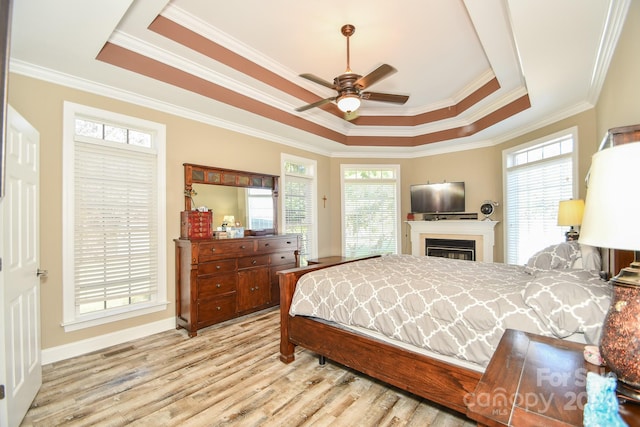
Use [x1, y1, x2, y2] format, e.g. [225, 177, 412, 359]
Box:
[180, 210, 213, 239]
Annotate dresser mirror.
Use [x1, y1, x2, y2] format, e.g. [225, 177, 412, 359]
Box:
[183, 163, 279, 234]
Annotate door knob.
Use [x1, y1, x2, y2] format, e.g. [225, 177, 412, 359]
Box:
[37, 269, 48, 278]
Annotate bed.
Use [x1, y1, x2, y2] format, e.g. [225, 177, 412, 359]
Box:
[277, 242, 612, 414]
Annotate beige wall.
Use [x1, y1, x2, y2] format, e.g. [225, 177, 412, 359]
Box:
[7, 2, 639, 352]
[596, 0, 640, 137]
[7, 73, 331, 349]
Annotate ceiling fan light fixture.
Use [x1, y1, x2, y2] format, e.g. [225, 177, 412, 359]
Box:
[336, 94, 361, 113]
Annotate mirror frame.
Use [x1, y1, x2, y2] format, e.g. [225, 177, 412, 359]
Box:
[183, 163, 279, 234]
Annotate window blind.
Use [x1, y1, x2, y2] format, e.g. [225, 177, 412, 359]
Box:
[343, 180, 398, 257]
[73, 140, 158, 314]
[284, 174, 314, 261]
[505, 155, 573, 265]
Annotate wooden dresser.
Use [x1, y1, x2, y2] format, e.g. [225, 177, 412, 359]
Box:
[175, 234, 300, 337]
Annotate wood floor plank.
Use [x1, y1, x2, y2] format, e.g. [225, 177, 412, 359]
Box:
[21, 308, 475, 427]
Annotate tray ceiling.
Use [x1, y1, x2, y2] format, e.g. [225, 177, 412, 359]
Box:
[9, 0, 629, 156]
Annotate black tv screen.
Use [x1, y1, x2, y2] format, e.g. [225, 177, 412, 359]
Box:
[410, 182, 465, 213]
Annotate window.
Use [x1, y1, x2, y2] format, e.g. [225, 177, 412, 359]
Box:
[246, 188, 274, 230]
[503, 127, 578, 265]
[342, 165, 401, 257]
[62, 102, 167, 331]
[281, 154, 317, 264]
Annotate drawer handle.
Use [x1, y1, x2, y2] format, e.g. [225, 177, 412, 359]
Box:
[250, 287, 255, 291]
[216, 265, 221, 269]
[216, 284, 221, 288]
[241, 245, 246, 249]
[265, 243, 270, 247]
[211, 248, 216, 252]
[255, 286, 259, 290]
[280, 256, 286, 260]
[286, 241, 292, 244]
[252, 260, 257, 265]
[216, 306, 221, 310]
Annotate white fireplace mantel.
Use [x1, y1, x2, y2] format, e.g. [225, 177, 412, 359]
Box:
[408, 220, 498, 262]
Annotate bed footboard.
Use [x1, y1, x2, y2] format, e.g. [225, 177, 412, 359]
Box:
[277, 257, 379, 363]
[276, 255, 482, 414]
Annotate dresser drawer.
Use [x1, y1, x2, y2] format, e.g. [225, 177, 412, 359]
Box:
[198, 259, 237, 276]
[197, 294, 236, 326]
[238, 254, 269, 269]
[198, 240, 256, 262]
[270, 251, 297, 266]
[257, 236, 298, 253]
[198, 273, 236, 299]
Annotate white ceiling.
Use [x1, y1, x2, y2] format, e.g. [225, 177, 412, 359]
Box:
[8, 0, 630, 157]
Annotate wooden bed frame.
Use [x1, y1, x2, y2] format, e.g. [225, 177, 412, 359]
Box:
[277, 256, 482, 415]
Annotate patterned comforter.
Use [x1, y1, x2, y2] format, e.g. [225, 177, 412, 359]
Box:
[289, 254, 611, 367]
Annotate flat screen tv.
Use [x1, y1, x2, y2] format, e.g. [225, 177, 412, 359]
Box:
[410, 182, 465, 213]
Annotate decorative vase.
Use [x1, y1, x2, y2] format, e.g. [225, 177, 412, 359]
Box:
[599, 261, 640, 401]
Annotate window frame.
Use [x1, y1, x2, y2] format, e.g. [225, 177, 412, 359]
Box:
[502, 126, 579, 264]
[61, 101, 168, 332]
[280, 153, 318, 264]
[341, 164, 401, 257]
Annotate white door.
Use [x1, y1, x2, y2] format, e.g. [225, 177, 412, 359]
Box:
[0, 105, 41, 427]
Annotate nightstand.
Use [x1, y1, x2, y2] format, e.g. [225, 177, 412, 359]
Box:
[466, 329, 640, 426]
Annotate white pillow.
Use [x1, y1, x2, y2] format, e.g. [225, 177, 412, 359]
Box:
[571, 244, 602, 271]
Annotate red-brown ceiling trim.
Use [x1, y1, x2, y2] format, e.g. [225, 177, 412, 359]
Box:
[148, 15, 507, 127]
[96, 42, 529, 147]
[343, 94, 530, 147]
[96, 42, 346, 144]
[350, 77, 501, 126]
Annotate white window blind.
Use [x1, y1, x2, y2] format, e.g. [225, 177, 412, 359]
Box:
[283, 158, 317, 264]
[504, 130, 576, 265]
[63, 102, 167, 331]
[74, 140, 159, 314]
[342, 165, 400, 257]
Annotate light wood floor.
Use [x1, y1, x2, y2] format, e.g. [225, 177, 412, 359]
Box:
[22, 308, 476, 427]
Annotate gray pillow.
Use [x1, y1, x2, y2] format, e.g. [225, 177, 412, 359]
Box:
[522, 269, 611, 344]
[524, 242, 581, 275]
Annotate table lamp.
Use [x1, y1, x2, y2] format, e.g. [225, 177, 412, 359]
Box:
[579, 141, 640, 401]
[557, 199, 585, 241]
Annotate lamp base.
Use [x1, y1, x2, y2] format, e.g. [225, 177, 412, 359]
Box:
[565, 227, 579, 241]
[600, 262, 640, 402]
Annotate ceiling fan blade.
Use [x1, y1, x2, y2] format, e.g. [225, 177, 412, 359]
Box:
[299, 73, 338, 90]
[361, 92, 409, 104]
[295, 97, 337, 112]
[354, 64, 397, 90]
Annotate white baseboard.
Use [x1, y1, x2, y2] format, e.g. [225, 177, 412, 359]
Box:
[41, 317, 176, 365]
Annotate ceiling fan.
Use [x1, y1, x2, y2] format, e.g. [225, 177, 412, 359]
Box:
[295, 24, 409, 117]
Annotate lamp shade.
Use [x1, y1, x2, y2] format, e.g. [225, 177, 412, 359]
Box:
[336, 94, 361, 113]
[579, 141, 640, 252]
[557, 199, 585, 226]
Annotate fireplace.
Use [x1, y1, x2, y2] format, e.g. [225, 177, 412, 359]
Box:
[407, 220, 497, 262]
[426, 238, 476, 261]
